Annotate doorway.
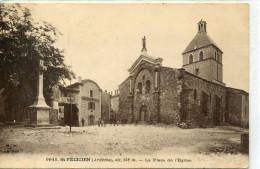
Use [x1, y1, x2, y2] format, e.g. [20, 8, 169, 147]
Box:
[139, 106, 147, 122]
[89, 115, 95, 125]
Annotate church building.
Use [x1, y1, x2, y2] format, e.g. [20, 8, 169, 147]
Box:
[118, 20, 249, 128]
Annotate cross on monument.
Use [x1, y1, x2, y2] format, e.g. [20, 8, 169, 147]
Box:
[28, 59, 51, 125]
[37, 60, 47, 102]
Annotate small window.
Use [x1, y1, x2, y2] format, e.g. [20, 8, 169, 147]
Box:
[88, 102, 95, 110]
[90, 90, 93, 97]
[217, 53, 220, 62]
[195, 68, 199, 75]
[142, 75, 145, 80]
[145, 80, 151, 94]
[137, 83, 142, 94]
[214, 51, 217, 60]
[194, 89, 197, 100]
[199, 51, 203, 61]
[189, 54, 193, 64]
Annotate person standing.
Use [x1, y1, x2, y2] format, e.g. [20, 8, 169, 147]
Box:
[81, 118, 85, 127]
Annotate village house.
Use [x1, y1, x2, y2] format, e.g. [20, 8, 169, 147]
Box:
[55, 77, 103, 126]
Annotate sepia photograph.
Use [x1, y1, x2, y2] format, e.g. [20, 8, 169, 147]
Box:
[0, 3, 251, 168]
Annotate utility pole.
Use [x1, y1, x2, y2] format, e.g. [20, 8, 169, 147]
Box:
[70, 61, 72, 133]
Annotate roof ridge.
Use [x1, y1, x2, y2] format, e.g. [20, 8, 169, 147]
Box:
[183, 32, 222, 54]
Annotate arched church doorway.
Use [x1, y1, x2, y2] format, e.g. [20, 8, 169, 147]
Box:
[139, 105, 147, 122]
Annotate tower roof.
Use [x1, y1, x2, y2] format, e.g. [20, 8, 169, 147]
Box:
[182, 20, 223, 54]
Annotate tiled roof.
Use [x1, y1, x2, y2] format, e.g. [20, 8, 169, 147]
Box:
[182, 32, 222, 54]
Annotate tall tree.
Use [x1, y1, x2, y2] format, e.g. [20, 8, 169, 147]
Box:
[0, 4, 74, 121]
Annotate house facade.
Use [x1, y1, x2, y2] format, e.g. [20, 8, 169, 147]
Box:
[56, 78, 102, 126]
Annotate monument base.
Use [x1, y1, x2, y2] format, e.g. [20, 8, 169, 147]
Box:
[28, 107, 51, 125]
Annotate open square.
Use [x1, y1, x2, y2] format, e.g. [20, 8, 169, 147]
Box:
[0, 124, 248, 168]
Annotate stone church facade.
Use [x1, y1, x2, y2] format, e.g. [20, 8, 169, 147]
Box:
[118, 20, 249, 128]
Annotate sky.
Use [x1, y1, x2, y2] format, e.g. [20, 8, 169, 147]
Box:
[23, 3, 249, 92]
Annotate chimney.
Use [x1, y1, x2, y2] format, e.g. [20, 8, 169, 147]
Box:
[78, 76, 82, 83]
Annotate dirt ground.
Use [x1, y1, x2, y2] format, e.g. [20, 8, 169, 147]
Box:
[0, 124, 249, 168]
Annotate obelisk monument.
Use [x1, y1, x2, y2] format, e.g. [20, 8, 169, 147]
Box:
[28, 60, 51, 125]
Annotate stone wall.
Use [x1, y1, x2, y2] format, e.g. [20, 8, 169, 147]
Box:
[101, 92, 110, 122]
[182, 70, 227, 126]
[159, 67, 182, 124]
[241, 94, 249, 127]
[226, 87, 249, 127]
[49, 109, 58, 125]
[183, 45, 223, 83]
[183, 45, 222, 65]
[111, 95, 119, 119]
[119, 77, 132, 121]
[183, 59, 223, 83]
[180, 89, 202, 128]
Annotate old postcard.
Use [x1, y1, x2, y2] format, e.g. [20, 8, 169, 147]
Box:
[0, 3, 249, 168]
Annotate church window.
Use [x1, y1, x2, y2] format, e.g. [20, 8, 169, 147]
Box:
[214, 51, 217, 60]
[155, 70, 158, 89]
[90, 90, 93, 97]
[189, 54, 193, 64]
[217, 53, 220, 62]
[137, 82, 142, 94]
[145, 80, 151, 94]
[142, 75, 145, 80]
[194, 89, 197, 101]
[199, 51, 204, 61]
[196, 68, 199, 75]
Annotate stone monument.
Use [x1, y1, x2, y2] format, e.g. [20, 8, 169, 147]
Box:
[28, 60, 51, 125]
[141, 36, 147, 55]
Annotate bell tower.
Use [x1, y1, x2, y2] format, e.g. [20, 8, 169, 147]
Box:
[198, 19, 207, 33]
[182, 20, 225, 86]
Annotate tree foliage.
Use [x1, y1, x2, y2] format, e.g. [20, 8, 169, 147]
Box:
[0, 4, 75, 121]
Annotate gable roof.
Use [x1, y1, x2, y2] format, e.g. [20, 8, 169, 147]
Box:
[68, 79, 102, 92]
[128, 54, 163, 73]
[182, 32, 222, 54]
